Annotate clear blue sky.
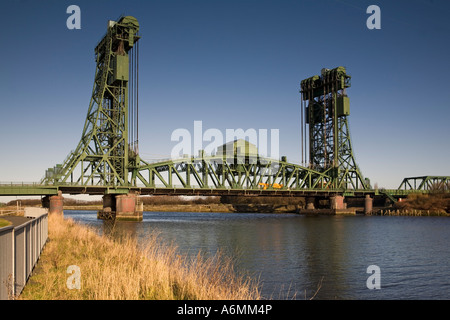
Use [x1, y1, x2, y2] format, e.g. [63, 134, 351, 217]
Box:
[0, 0, 449, 190]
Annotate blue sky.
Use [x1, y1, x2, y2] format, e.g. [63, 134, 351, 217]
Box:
[0, 0, 449, 190]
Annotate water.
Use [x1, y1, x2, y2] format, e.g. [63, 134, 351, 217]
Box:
[65, 210, 450, 300]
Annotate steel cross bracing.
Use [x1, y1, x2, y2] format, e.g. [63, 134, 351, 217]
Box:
[132, 156, 332, 190]
[41, 16, 141, 187]
[30, 16, 448, 197]
[300, 67, 369, 190]
[38, 15, 341, 192]
[398, 176, 450, 191]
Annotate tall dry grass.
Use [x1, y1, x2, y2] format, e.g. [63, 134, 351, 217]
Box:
[394, 193, 450, 214]
[19, 213, 261, 300]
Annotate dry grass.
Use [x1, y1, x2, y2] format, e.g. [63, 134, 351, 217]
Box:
[0, 218, 12, 227]
[19, 213, 261, 300]
[394, 193, 450, 214]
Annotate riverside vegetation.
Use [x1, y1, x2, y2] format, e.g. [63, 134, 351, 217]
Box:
[6, 193, 449, 299]
[393, 193, 450, 215]
[0, 218, 11, 227]
[19, 213, 261, 300]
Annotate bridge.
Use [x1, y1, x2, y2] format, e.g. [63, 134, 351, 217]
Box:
[1, 16, 448, 221]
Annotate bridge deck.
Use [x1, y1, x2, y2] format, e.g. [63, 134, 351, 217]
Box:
[0, 183, 423, 198]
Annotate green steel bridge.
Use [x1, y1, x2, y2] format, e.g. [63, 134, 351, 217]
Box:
[0, 172, 447, 198]
[1, 16, 448, 219]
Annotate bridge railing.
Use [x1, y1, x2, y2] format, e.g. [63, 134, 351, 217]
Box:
[0, 210, 48, 300]
[0, 181, 407, 192]
[0, 182, 45, 186]
[398, 176, 450, 191]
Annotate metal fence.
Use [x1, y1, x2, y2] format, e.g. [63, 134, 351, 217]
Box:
[0, 211, 48, 299]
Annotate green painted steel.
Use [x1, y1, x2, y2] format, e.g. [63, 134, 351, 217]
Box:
[0, 17, 443, 200]
[36, 15, 340, 192]
[300, 67, 369, 190]
[0, 183, 58, 196]
[132, 155, 332, 190]
[41, 16, 141, 187]
[398, 176, 450, 191]
[0, 183, 433, 198]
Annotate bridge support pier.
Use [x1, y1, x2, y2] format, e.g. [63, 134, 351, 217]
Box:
[306, 197, 316, 210]
[330, 195, 355, 215]
[98, 192, 143, 221]
[364, 195, 373, 215]
[102, 194, 115, 212]
[97, 194, 116, 220]
[42, 191, 64, 215]
[330, 195, 346, 210]
[116, 192, 143, 221]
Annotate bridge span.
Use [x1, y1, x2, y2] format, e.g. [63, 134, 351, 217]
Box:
[0, 179, 443, 221]
[1, 16, 448, 221]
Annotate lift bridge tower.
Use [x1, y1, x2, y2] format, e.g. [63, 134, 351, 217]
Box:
[300, 67, 369, 190]
[42, 16, 141, 186]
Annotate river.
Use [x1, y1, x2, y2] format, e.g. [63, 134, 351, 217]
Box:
[64, 210, 450, 300]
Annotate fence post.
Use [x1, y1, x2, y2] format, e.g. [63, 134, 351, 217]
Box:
[0, 226, 14, 300]
[1, 212, 48, 299]
[14, 223, 28, 296]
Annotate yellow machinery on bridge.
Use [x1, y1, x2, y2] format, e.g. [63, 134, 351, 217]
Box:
[258, 183, 284, 190]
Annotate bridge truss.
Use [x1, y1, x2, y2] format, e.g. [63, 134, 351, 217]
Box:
[398, 176, 450, 191]
[39, 16, 362, 193]
[32, 15, 447, 201]
[42, 16, 141, 187]
[133, 156, 332, 190]
[300, 67, 369, 190]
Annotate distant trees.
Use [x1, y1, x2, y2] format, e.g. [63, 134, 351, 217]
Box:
[5, 198, 102, 207]
[220, 195, 303, 206]
[140, 196, 221, 206]
[6, 199, 41, 206]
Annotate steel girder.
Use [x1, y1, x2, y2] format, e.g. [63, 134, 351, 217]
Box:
[300, 67, 370, 190]
[32, 15, 445, 197]
[41, 16, 140, 187]
[398, 176, 450, 191]
[131, 156, 336, 190]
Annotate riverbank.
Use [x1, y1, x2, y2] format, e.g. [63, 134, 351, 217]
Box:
[0, 218, 11, 227]
[375, 209, 449, 216]
[393, 193, 450, 215]
[19, 213, 261, 300]
[3, 192, 449, 216]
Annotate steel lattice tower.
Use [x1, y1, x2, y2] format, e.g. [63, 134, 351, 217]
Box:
[42, 16, 140, 186]
[300, 67, 369, 189]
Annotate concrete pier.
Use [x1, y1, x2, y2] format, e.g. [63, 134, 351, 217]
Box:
[364, 195, 373, 215]
[42, 191, 64, 215]
[102, 194, 115, 212]
[299, 196, 355, 215]
[116, 192, 143, 221]
[306, 197, 316, 210]
[330, 195, 345, 210]
[97, 192, 143, 221]
[330, 195, 355, 215]
[97, 194, 116, 220]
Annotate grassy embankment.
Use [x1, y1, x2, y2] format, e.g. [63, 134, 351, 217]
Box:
[0, 218, 11, 227]
[19, 213, 261, 300]
[390, 193, 450, 216]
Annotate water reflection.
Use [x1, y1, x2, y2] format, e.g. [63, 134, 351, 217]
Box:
[66, 211, 450, 300]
